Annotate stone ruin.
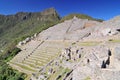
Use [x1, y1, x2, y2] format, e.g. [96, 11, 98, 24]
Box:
[101, 28, 120, 36]
[101, 49, 111, 68]
[18, 33, 38, 46]
[60, 47, 83, 62]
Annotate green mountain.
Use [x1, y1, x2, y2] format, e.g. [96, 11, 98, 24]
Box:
[0, 7, 61, 80]
[61, 13, 103, 22]
[0, 8, 60, 53]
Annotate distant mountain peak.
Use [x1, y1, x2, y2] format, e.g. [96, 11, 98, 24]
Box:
[41, 7, 59, 16]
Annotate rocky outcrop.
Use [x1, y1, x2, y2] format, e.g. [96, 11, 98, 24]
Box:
[18, 33, 38, 46]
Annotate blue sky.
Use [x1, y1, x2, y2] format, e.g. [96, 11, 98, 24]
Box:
[0, 0, 120, 20]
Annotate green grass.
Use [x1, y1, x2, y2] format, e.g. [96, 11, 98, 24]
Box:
[48, 67, 71, 80]
[0, 62, 26, 80]
[24, 59, 45, 67]
[24, 55, 58, 67]
[108, 39, 120, 43]
[57, 68, 71, 80]
[77, 41, 100, 46]
[0, 47, 26, 80]
[61, 13, 104, 22]
[22, 61, 37, 68]
[84, 76, 91, 80]
[9, 62, 36, 72]
[48, 67, 64, 80]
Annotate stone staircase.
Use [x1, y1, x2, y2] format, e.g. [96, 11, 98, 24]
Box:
[8, 40, 68, 75]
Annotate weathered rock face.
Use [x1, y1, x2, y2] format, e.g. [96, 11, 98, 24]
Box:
[41, 7, 59, 16]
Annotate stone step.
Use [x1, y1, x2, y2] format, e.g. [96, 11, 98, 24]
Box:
[25, 58, 48, 66]
[30, 55, 51, 59]
[35, 48, 59, 53]
[9, 62, 35, 74]
[33, 51, 57, 55]
[28, 57, 49, 63]
[24, 59, 45, 66]
[30, 55, 57, 62]
[33, 52, 55, 56]
[12, 53, 54, 63]
[10, 62, 39, 72]
[28, 57, 49, 62]
[22, 61, 39, 68]
[9, 62, 38, 73]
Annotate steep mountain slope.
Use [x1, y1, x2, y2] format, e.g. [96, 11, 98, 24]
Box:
[0, 8, 60, 80]
[0, 8, 60, 53]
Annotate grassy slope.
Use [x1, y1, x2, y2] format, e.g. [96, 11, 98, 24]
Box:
[61, 13, 104, 22]
[0, 11, 60, 52]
